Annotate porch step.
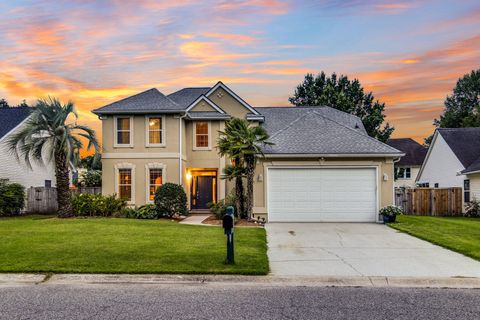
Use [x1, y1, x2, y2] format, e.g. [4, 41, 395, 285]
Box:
[189, 210, 212, 214]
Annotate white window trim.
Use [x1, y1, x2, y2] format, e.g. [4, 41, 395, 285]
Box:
[114, 116, 134, 148]
[193, 121, 212, 151]
[114, 162, 136, 205]
[397, 167, 412, 180]
[145, 163, 167, 203]
[205, 81, 260, 115]
[145, 115, 166, 147]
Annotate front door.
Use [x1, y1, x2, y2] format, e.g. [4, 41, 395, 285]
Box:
[192, 176, 214, 209]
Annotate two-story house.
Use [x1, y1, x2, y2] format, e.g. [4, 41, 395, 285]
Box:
[93, 81, 403, 222]
[417, 127, 480, 203]
[386, 138, 427, 188]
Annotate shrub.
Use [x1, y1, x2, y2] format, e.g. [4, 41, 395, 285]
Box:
[154, 183, 188, 217]
[123, 204, 158, 219]
[0, 179, 25, 216]
[465, 199, 480, 218]
[71, 193, 126, 217]
[208, 191, 237, 219]
[77, 170, 102, 187]
[379, 205, 403, 217]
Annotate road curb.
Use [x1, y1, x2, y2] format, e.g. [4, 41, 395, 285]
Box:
[2, 274, 479, 289]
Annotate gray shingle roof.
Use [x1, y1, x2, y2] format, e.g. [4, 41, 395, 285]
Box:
[92, 88, 182, 114]
[167, 87, 210, 108]
[258, 107, 402, 156]
[464, 157, 480, 174]
[258, 106, 366, 135]
[436, 128, 480, 174]
[0, 107, 31, 139]
[386, 138, 427, 166]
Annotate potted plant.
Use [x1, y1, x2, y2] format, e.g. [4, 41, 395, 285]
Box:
[379, 205, 403, 223]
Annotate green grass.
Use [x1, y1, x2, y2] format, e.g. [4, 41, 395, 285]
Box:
[0, 216, 268, 275]
[389, 215, 480, 261]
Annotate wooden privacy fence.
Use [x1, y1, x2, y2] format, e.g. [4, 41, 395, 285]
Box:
[26, 187, 58, 214]
[76, 187, 102, 195]
[26, 186, 102, 214]
[395, 187, 463, 216]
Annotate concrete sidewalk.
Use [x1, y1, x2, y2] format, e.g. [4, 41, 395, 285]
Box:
[1, 273, 480, 289]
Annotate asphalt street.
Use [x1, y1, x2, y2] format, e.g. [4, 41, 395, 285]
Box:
[0, 283, 479, 320]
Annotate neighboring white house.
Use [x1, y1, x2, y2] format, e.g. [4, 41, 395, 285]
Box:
[417, 128, 480, 202]
[0, 107, 56, 188]
[387, 138, 427, 188]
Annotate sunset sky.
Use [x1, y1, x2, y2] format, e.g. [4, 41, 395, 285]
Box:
[1, 0, 479, 146]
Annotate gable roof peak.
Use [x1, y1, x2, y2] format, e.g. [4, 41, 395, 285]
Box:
[435, 127, 480, 169]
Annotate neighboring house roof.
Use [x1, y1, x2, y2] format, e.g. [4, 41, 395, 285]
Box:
[92, 88, 182, 114]
[435, 128, 480, 174]
[258, 106, 402, 156]
[167, 87, 210, 108]
[386, 138, 427, 166]
[464, 157, 480, 174]
[0, 107, 31, 140]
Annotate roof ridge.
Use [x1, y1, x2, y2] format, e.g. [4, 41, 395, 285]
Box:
[94, 87, 180, 111]
[268, 109, 317, 139]
[311, 109, 402, 153]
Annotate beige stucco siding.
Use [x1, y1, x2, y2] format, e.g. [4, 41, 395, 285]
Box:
[189, 100, 218, 112]
[102, 114, 180, 154]
[252, 157, 395, 221]
[208, 88, 250, 119]
[102, 158, 180, 205]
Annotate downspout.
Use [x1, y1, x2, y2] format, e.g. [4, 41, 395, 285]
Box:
[179, 112, 188, 186]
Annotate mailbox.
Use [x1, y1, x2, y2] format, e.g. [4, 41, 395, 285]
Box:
[222, 214, 234, 233]
[223, 206, 235, 264]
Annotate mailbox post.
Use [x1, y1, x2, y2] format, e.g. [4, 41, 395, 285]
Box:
[222, 206, 235, 264]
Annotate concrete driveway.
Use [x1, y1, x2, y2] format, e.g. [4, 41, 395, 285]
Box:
[266, 223, 480, 278]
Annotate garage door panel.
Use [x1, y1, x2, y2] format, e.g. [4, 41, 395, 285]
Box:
[268, 168, 377, 222]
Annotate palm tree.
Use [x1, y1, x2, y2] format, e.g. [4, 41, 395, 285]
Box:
[7, 98, 99, 217]
[217, 118, 272, 220]
[217, 119, 247, 217]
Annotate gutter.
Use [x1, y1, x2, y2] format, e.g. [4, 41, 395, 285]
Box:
[92, 110, 185, 115]
[178, 112, 188, 186]
[263, 153, 405, 158]
[459, 169, 480, 175]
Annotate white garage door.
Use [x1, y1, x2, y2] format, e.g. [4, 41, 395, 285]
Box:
[268, 168, 377, 222]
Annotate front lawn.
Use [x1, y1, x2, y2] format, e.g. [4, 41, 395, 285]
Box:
[389, 215, 480, 261]
[0, 216, 268, 275]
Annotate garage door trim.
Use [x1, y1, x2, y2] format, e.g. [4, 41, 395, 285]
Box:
[266, 166, 380, 223]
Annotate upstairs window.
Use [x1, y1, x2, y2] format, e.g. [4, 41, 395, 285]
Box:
[396, 167, 411, 179]
[146, 116, 164, 146]
[194, 121, 210, 149]
[115, 117, 132, 146]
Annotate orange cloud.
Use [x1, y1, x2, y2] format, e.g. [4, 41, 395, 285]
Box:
[373, 3, 415, 13]
[179, 41, 260, 62]
[203, 32, 257, 45]
[215, 0, 288, 15]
